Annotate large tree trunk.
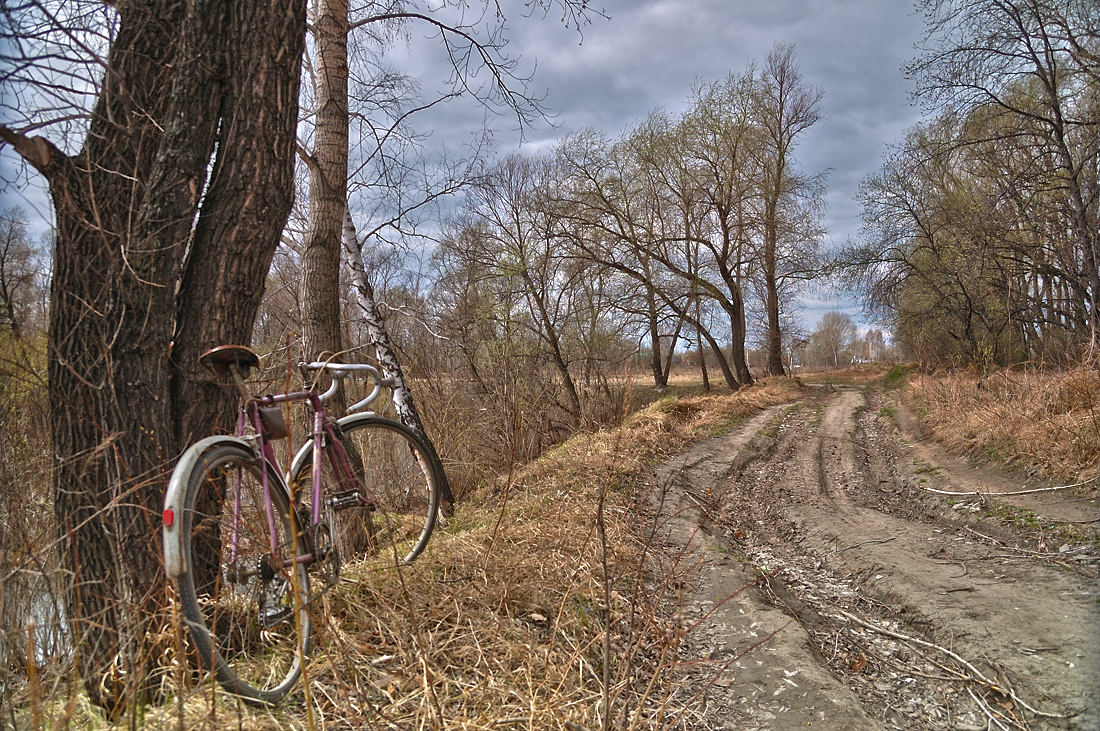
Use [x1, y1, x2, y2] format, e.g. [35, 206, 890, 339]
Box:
[763, 198, 786, 376]
[645, 283, 666, 389]
[703, 327, 739, 390]
[7, 0, 305, 713]
[171, 0, 306, 441]
[661, 315, 683, 385]
[726, 288, 753, 386]
[695, 296, 710, 392]
[44, 1, 187, 712]
[299, 0, 350, 365]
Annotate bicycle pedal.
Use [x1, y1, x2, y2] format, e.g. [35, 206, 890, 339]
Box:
[327, 490, 377, 511]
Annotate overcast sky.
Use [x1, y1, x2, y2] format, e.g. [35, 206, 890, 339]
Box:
[406, 0, 929, 331]
[2, 0, 928, 332]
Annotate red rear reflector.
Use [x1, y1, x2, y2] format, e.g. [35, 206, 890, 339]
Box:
[163, 508, 175, 528]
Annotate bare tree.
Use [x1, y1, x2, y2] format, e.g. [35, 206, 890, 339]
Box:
[754, 43, 825, 375]
[464, 153, 585, 424]
[1, 0, 306, 712]
[0, 209, 44, 339]
[908, 0, 1100, 344]
[677, 73, 761, 385]
[808, 311, 856, 369]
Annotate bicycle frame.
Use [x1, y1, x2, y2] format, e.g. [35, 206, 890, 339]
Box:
[160, 350, 433, 704]
[238, 389, 365, 573]
[163, 359, 389, 581]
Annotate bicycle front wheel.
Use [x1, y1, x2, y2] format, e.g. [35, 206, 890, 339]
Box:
[176, 443, 311, 705]
[292, 415, 442, 565]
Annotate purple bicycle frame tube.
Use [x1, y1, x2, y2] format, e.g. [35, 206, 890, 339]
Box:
[240, 389, 327, 567]
[320, 419, 360, 496]
[246, 402, 284, 560]
[230, 409, 248, 563]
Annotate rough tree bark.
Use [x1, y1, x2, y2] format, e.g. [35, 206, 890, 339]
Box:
[299, 0, 350, 367]
[2, 0, 305, 713]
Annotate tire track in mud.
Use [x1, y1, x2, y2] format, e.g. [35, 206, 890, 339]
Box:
[651, 386, 1100, 730]
[651, 405, 879, 729]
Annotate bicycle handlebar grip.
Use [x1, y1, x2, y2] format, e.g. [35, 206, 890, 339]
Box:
[298, 362, 388, 410]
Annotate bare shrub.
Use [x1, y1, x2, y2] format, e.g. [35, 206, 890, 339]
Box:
[0, 335, 71, 723]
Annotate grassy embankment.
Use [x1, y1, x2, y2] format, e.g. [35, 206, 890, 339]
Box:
[890, 363, 1100, 487]
[19, 376, 803, 730]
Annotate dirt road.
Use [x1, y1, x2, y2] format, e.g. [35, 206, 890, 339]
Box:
[649, 385, 1099, 729]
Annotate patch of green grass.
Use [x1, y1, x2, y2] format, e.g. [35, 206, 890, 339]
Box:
[883, 364, 913, 390]
[878, 405, 897, 425]
[914, 464, 941, 476]
[442, 508, 484, 534]
[984, 503, 1041, 530]
[705, 418, 740, 438]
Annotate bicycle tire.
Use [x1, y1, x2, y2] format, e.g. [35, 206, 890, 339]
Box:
[291, 414, 442, 565]
[176, 443, 311, 705]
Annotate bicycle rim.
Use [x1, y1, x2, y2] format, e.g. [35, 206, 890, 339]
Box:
[294, 415, 440, 565]
[178, 444, 311, 704]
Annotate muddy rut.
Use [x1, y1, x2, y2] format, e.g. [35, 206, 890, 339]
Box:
[649, 385, 1099, 730]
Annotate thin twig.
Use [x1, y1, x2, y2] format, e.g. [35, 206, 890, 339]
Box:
[835, 609, 1063, 720]
[837, 536, 897, 553]
[967, 686, 1014, 731]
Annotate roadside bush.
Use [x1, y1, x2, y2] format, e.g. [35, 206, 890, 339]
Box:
[883, 363, 914, 390]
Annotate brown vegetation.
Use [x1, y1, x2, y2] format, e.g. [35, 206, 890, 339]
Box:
[905, 364, 1100, 485]
[6, 377, 802, 728]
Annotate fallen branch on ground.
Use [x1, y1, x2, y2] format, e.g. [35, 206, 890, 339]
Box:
[916, 475, 1097, 497]
[834, 609, 1063, 721]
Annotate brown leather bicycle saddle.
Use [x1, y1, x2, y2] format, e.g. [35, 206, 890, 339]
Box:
[199, 345, 260, 379]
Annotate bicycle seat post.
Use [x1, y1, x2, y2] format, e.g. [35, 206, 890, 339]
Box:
[229, 364, 251, 401]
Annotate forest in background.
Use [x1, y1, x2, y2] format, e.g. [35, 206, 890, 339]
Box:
[0, 0, 1096, 722]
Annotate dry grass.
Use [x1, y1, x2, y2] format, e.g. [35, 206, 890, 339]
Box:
[17, 377, 802, 730]
[905, 363, 1100, 485]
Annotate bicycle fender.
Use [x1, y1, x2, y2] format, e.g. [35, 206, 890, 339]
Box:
[163, 435, 254, 579]
[288, 439, 313, 488]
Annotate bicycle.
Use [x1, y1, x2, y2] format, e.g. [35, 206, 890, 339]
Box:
[162, 344, 444, 704]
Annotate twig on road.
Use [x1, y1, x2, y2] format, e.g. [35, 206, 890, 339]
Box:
[836, 536, 897, 554]
[834, 609, 1063, 721]
[917, 475, 1097, 497]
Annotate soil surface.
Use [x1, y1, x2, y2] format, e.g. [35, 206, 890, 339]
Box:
[647, 384, 1100, 730]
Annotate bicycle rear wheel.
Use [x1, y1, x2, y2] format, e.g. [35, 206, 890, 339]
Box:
[176, 443, 311, 705]
[292, 415, 442, 565]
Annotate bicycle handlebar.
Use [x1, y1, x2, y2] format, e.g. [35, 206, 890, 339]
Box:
[299, 361, 392, 413]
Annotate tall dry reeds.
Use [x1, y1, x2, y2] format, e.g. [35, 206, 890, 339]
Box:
[905, 363, 1100, 484]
